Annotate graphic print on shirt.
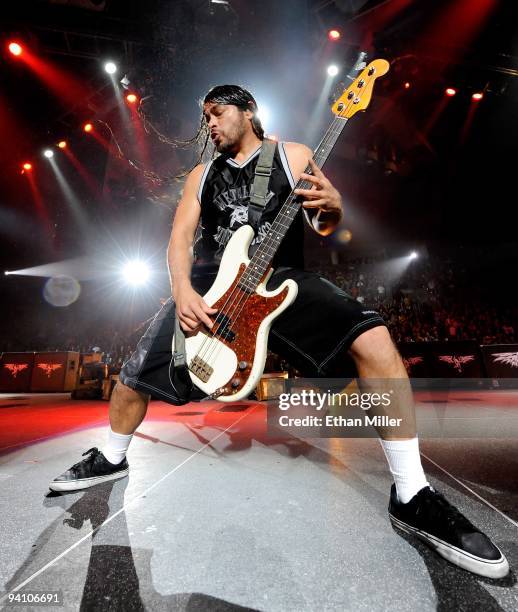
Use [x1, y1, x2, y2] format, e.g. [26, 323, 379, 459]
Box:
[212, 184, 275, 255]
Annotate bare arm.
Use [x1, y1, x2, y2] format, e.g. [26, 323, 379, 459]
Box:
[283, 141, 344, 237]
[168, 165, 217, 331]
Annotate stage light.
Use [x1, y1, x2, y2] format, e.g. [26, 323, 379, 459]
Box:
[404, 82, 411, 89]
[122, 260, 150, 286]
[327, 65, 339, 77]
[22, 162, 32, 171]
[4, 271, 10, 276]
[8, 42, 23, 56]
[43, 149, 54, 159]
[58, 140, 67, 149]
[337, 229, 352, 244]
[104, 61, 117, 75]
[472, 92, 483, 101]
[409, 251, 418, 260]
[445, 88, 457, 97]
[256, 104, 270, 128]
[83, 122, 93, 133]
[328, 29, 341, 41]
[126, 93, 138, 104]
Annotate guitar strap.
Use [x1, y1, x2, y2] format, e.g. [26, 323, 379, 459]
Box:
[170, 311, 194, 403]
[248, 138, 277, 230]
[173, 315, 188, 370]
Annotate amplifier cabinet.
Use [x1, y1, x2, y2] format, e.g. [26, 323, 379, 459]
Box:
[0, 352, 35, 392]
[30, 351, 80, 392]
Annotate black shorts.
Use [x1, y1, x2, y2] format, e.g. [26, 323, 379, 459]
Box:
[119, 267, 387, 404]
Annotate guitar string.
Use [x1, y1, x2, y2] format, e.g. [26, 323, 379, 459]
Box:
[190, 70, 377, 386]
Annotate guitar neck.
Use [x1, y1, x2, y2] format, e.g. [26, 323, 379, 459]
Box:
[239, 116, 348, 292]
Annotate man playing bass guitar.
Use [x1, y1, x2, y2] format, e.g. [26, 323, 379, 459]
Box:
[50, 84, 508, 580]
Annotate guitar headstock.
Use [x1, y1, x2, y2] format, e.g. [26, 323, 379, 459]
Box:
[331, 59, 390, 119]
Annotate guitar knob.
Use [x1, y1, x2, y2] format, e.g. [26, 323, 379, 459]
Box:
[231, 378, 241, 388]
[238, 361, 248, 370]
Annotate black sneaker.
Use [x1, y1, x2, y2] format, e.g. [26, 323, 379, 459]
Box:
[389, 484, 509, 579]
[49, 447, 129, 492]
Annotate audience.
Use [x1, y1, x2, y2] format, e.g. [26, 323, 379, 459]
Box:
[2, 250, 516, 373]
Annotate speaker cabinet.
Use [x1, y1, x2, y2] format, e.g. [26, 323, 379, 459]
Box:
[30, 351, 80, 392]
[0, 352, 35, 392]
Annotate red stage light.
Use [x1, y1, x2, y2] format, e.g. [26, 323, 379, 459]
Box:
[83, 122, 93, 132]
[404, 82, 411, 89]
[58, 140, 67, 149]
[8, 42, 23, 56]
[472, 92, 483, 101]
[126, 93, 138, 104]
[328, 29, 341, 41]
[445, 88, 457, 97]
[22, 162, 32, 171]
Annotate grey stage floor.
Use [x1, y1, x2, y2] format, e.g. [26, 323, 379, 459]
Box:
[0, 391, 517, 611]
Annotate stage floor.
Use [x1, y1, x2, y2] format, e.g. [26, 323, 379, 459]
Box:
[0, 390, 517, 611]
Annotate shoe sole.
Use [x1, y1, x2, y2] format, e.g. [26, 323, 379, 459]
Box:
[389, 513, 509, 579]
[48, 468, 129, 492]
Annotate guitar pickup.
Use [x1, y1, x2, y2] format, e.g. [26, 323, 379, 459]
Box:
[189, 356, 213, 382]
[214, 313, 236, 342]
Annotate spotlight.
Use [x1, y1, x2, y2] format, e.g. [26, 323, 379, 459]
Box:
[445, 88, 457, 97]
[22, 162, 32, 171]
[122, 260, 150, 286]
[83, 122, 93, 133]
[472, 92, 483, 101]
[337, 229, 352, 244]
[8, 41, 23, 56]
[57, 140, 67, 149]
[328, 30, 341, 41]
[4, 271, 10, 276]
[43, 149, 54, 159]
[404, 82, 411, 89]
[104, 61, 117, 75]
[409, 251, 418, 260]
[327, 65, 339, 77]
[256, 104, 270, 127]
[126, 93, 138, 104]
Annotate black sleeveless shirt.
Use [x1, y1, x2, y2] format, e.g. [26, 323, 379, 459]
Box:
[195, 142, 304, 270]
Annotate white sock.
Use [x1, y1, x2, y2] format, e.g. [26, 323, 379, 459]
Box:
[102, 429, 133, 465]
[379, 437, 429, 504]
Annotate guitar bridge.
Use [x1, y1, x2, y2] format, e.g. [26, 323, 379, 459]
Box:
[189, 355, 213, 382]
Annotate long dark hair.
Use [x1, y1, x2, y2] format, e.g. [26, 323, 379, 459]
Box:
[203, 84, 265, 140]
[111, 85, 265, 185]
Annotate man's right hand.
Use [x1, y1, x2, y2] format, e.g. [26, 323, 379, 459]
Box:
[173, 284, 218, 332]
